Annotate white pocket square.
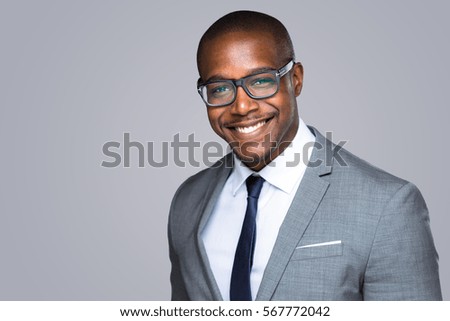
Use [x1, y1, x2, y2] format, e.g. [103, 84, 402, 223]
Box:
[296, 240, 342, 249]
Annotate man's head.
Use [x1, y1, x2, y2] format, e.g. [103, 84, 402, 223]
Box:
[197, 11, 304, 171]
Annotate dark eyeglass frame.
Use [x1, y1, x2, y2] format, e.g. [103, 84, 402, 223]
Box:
[197, 60, 295, 107]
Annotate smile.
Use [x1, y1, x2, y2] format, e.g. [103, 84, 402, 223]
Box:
[235, 120, 267, 134]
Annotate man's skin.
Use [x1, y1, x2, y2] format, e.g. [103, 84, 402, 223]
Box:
[198, 30, 304, 171]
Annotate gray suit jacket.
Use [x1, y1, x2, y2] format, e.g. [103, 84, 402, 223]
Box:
[168, 127, 442, 300]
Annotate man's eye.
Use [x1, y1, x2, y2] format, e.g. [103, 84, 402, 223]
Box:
[251, 77, 276, 87]
[210, 85, 232, 97]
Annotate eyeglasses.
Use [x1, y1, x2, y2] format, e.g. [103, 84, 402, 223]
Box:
[197, 60, 295, 107]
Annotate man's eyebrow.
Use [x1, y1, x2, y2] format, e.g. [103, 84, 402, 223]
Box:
[203, 66, 275, 83]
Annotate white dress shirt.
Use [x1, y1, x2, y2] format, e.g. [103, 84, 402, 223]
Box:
[201, 118, 316, 300]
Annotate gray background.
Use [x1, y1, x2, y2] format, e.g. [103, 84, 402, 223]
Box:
[0, 0, 448, 300]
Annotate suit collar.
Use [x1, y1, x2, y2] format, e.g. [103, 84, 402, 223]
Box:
[195, 153, 234, 300]
[307, 126, 333, 177]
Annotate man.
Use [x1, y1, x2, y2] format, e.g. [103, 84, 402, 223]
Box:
[168, 10, 442, 300]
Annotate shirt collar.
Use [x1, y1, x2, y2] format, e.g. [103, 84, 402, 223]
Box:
[230, 118, 316, 195]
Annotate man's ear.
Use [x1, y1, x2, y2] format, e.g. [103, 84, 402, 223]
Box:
[292, 62, 304, 97]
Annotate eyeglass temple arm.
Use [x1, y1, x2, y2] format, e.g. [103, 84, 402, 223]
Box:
[277, 60, 295, 77]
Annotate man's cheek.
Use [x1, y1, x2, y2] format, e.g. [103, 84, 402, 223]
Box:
[211, 124, 227, 141]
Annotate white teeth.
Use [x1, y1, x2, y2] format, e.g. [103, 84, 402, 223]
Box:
[235, 121, 266, 134]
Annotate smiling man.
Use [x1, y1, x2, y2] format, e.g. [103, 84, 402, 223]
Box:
[168, 11, 442, 300]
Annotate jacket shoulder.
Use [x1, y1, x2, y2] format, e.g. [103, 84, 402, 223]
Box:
[173, 153, 232, 199]
[325, 143, 426, 217]
[335, 147, 408, 187]
[169, 153, 232, 223]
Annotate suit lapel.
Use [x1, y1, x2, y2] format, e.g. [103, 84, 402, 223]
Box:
[195, 154, 233, 300]
[256, 128, 332, 300]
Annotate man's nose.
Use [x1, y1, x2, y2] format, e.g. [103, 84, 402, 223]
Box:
[230, 86, 258, 115]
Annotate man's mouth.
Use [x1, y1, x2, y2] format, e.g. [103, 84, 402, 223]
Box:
[235, 120, 267, 134]
[228, 116, 274, 135]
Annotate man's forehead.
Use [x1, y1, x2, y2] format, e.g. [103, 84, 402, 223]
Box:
[203, 30, 276, 52]
[198, 31, 281, 77]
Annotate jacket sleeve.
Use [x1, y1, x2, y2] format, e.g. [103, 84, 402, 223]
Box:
[363, 182, 442, 300]
[168, 185, 190, 301]
[168, 230, 189, 300]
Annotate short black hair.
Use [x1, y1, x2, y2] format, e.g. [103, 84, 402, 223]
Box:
[197, 10, 295, 72]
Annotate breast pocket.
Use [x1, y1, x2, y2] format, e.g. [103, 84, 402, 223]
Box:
[290, 241, 343, 261]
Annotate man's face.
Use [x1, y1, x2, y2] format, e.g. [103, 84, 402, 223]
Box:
[198, 31, 303, 171]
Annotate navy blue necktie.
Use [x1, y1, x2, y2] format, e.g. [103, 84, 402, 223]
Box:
[230, 175, 265, 301]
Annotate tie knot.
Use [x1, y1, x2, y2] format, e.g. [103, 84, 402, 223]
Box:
[246, 175, 265, 199]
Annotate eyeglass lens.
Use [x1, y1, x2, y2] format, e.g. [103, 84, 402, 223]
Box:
[201, 72, 278, 106]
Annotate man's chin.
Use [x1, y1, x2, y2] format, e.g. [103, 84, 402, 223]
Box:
[234, 151, 272, 171]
